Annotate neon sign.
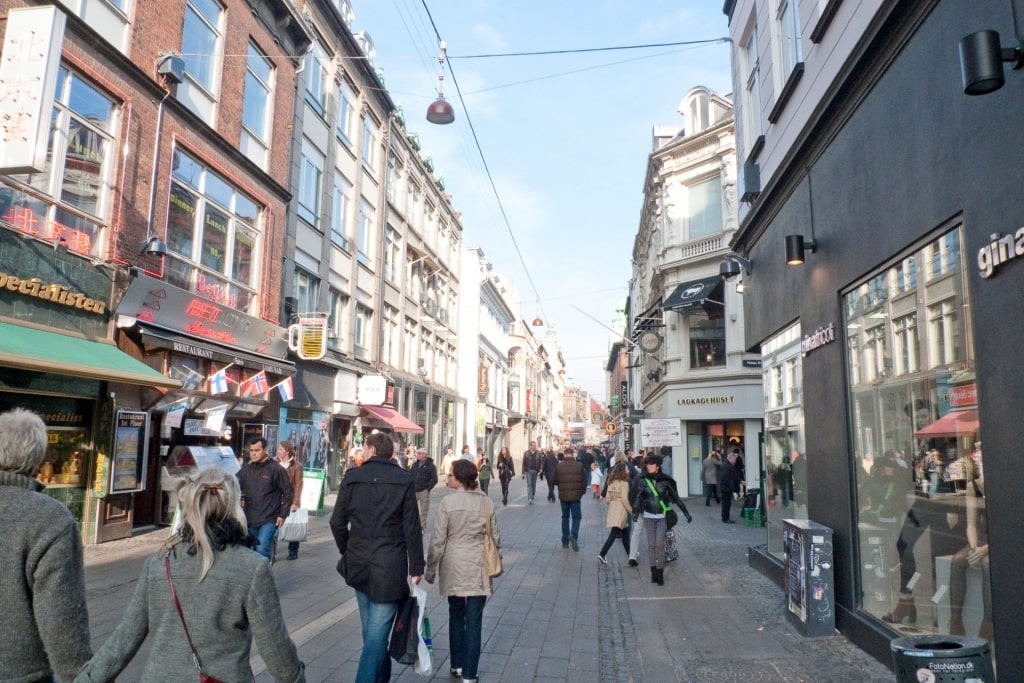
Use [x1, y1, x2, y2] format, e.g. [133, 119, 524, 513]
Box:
[3, 205, 94, 255]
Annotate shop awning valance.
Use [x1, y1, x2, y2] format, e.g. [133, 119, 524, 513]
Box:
[914, 409, 980, 438]
[662, 275, 724, 311]
[360, 404, 425, 434]
[0, 321, 181, 388]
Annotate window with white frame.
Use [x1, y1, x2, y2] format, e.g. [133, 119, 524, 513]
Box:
[164, 149, 262, 312]
[298, 138, 324, 227]
[404, 317, 418, 372]
[382, 306, 399, 367]
[330, 176, 349, 249]
[241, 42, 274, 169]
[179, 0, 223, 120]
[336, 79, 355, 144]
[294, 269, 319, 313]
[357, 200, 373, 266]
[361, 114, 378, 169]
[63, 0, 132, 52]
[688, 175, 722, 239]
[2, 66, 117, 258]
[741, 22, 763, 152]
[384, 228, 399, 283]
[926, 232, 960, 279]
[328, 288, 349, 349]
[928, 299, 960, 367]
[776, 0, 803, 76]
[893, 313, 920, 375]
[305, 41, 329, 117]
[354, 305, 372, 359]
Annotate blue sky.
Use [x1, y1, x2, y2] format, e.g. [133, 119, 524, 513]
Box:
[351, 1, 733, 401]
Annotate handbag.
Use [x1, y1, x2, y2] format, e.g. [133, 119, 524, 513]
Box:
[279, 508, 308, 543]
[389, 592, 419, 664]
[483, 498, 503, 578]
[645, 478, 678, 529]
[165, 555, 230, 683]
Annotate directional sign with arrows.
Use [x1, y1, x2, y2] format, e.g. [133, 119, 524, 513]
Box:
[639, 418, 683, 447]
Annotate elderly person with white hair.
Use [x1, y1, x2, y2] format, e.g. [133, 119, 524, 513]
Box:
[0, 407, 92, 682]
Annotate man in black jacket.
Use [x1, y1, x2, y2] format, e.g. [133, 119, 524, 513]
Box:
[554, 447, 587, 551]
[409, 446, 438, 528]
[541, 449, 559, 502]
[522, 441, 542, 504]
[331, 432, 425, 683]
[718, 450, 745, 524]
[237, 437, 293, 561]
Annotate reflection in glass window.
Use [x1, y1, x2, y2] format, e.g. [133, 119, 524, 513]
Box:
[762, 323, 806, 558]
[844, 225, 989, 646]
[165, 149, 262, 312]
[688, 175, 722, 239]
[241, 42, 274, 167]
[181, 0, 221, 90]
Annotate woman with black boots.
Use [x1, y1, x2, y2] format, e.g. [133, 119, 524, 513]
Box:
[631, 454, 691, 585]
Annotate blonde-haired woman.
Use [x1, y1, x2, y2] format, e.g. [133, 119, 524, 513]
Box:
[75, 466, 304, 682]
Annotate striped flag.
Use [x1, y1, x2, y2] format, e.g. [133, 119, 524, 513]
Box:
[209, 369, 229, 394]
[277, 376, 295, 402]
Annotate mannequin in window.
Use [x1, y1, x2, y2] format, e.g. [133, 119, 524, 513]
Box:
[947, 443, 992, 639]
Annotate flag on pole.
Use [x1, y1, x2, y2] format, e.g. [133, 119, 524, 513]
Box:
[170, 364, 204, 391]
[204, 406, 227, 432]
[276, 376, 294, 402]
[209, 369, 229, 394]
[242, 370, 269, 397]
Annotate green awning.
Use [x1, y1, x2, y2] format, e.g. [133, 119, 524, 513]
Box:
[0, 321, 181, 388]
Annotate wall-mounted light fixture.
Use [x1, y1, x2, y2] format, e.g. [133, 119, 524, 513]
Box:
[719, 252, 752, 281]
[139, 235, 167, 257]
[959, 29, 1024, 95]
[785, 234, 816, 266]
[426, 41, 455, 124]
[646, 369, 661, 382]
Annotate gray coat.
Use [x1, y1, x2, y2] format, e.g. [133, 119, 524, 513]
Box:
[74, 542, 303, 683]
[425, 489, 500, 597]
[702, 455, 721, 485]
[0, 472, 91, 682]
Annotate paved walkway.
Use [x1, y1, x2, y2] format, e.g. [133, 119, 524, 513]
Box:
[83, 478, 895, 682]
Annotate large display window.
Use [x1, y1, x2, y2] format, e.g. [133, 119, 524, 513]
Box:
[762, 323, 807, 557]
[844, 225, 991, 648]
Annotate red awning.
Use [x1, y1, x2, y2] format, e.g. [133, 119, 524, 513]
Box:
[914, 409, 979, 438]
[360, 404, 425, 434]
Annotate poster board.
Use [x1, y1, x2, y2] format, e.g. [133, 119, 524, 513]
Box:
[110, 410, 149, 493]
[301, 468, 326, 513]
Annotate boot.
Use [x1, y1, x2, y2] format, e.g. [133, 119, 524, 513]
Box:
[654, 567, 664, 586]
[882, 596, 917, 624]
[650, 567, 657, 583]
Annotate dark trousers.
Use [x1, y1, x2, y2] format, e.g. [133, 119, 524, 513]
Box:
[721, 492, 734, 521]
[599, 527, 630, 558]
[500, 478, 511, 502]
[479, 478, 490, 494]
[449, 595, 486, 679]
[546, 480, 556, 501]
[705, 483, 719, 504]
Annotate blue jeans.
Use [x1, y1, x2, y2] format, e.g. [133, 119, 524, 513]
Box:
[449, 595, 486, 679]
[355, 590, 399, 683]
[525, 471, 538, 501]
[249, 521, 277, 561]
[560, 500, 581, 546]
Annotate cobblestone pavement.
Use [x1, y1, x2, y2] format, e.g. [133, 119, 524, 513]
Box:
[84, 479, 895, 682]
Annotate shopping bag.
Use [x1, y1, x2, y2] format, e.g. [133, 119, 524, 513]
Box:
[411, 579, 433, 675]
[278, 508, 308, 543]
[389, 593, 419, 664]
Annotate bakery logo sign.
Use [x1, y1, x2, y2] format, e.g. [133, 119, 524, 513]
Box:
[801, 323, 836, 357]
[978, 229, 1024, 278]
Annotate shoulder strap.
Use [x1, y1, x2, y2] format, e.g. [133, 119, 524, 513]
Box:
[165, 555, 204, 674]
[644, 478, 672, 513]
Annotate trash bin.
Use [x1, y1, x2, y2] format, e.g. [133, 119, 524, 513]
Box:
[891, 635, 993, 682]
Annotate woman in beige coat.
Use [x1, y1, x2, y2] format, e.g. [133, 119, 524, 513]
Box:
[425, 459, 500, 683]
[598, 463, 633, 564]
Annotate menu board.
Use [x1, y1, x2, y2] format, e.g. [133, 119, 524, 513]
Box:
[109, 410, 149, 493]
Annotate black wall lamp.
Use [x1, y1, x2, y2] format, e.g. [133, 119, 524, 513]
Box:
[719, 252, 752, 281]
[959, 29, 1024, 95]
[140, 235, 167, 257]
[785, 234, 816, 266]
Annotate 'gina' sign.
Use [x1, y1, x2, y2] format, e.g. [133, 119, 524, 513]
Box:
[977, 229, 1024, 278]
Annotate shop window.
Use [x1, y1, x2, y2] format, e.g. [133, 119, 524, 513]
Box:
[1, 66, 117, 258]
[165, 149, 262, 312]
[762, 323, 807, 557]
[844, 224, 990, 645]
[688, 307, 725, 369]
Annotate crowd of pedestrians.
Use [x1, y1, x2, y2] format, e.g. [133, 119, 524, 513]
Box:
[5, 401, 717, 683]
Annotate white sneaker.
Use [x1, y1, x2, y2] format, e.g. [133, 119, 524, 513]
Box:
[597, 555, 608, 565]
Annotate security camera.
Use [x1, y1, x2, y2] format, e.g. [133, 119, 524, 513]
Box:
[719, 258, 741, 281]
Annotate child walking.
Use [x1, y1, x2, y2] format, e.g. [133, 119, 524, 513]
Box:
[598, 463, 632, 564]
[589, 462, 605, 499]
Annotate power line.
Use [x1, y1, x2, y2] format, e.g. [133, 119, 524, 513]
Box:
[450, 38, 729, 60]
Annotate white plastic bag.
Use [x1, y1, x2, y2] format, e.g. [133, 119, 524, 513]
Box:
[278, 508, 308, 543]
[411, 579, 433, 675]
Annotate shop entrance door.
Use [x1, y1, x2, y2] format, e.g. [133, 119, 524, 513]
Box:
[95, 494, 133, 542]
